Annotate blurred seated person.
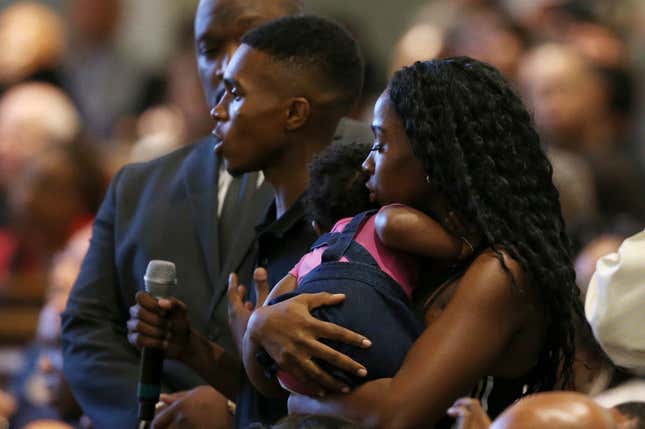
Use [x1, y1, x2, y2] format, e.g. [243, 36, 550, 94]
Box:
[6, 225, 92, 429]
[0, 83, 81, 228]
[441, 4, 527, 81]
[0, 143, 104, 292]
[518, 43, 645, 224]
[61, 0, 157, 139]
[0, 389, 16, 429]
[448, 392, 636, 429]
[0, 2, 65, 89]
[128, 105, 187, 164]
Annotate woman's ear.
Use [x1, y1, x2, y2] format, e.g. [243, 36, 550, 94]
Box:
[285, 97, 311, 131]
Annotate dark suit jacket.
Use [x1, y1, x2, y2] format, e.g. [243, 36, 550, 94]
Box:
[61, 119, 371, 429]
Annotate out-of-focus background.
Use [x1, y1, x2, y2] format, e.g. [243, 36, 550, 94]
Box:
[0, 0, 643, 427]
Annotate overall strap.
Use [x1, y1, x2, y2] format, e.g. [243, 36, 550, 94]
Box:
[340, 209, 377, 236]
[309, 232, 336, 251]
[321, 210, 378, 264]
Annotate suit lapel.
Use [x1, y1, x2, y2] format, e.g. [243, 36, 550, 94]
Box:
[184, 141, 275, 313]
[214, 173, 274, 301]
[183, 139, 222, 291]
[210, 172, 274, 314]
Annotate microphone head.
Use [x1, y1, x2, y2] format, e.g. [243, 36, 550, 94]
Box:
[144, 260, 176, 298]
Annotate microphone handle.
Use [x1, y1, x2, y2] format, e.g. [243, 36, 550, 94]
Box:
[137, 347, 164, 422]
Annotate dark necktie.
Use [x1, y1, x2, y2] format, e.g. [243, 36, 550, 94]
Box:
[218, 175, 243, 266]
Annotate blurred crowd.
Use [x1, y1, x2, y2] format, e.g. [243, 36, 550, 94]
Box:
[0, 0, 643, 427]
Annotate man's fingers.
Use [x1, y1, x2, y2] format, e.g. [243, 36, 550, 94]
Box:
[452, 397, 480, 409]
[135, 291, 164, 315]
[129, 304, 166, 327]
[228, 273, 238, 289]
[227, 273, 244, 303]
[253, 267, 270, 306]
[237, 285, 248, 298]
[158, 297, 187, 315]
[151, 401, 176, 428]
[127, 332, 165, 350]
[127, 318, 166, 339]
[159, 390, 188, 405]
[446, 405, 469, 417]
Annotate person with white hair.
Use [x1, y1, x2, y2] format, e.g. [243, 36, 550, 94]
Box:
[0, 2, 65, 87]
[0, 82, 81, 193]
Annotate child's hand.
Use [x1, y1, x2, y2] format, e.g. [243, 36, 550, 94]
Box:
[227, 268, 270, 355]
[447, 397, 491, 429]
[444, 211, 481, 260]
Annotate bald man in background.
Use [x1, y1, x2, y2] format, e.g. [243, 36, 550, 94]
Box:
[449, 393, 636, 429]
[61, 1, 370, 428]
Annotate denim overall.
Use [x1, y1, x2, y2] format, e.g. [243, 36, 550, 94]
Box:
[263, 210, 425, 387]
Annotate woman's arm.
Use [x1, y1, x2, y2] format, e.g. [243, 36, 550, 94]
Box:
[245, 292, 372, 396]
[375, 205, 465, 260]
[289, 252, 530, 429]
[242, 320, 290, 398]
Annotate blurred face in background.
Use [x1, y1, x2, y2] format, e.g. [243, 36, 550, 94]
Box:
[194, 0, 292, 108]
[69, 0, 121, 44]
[7, 150, 85, 251]
[518, 45, 608, 144]
[0, 2, 65, 85]
[0, 83, 80, 189]
[444, 7, 525, 79]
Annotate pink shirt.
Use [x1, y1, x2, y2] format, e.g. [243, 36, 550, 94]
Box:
[288, 204, 418, 297]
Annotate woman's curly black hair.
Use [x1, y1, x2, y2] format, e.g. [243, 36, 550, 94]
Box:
[388, 57, 580, 392]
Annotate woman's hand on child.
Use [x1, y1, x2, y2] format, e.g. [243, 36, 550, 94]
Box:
[245, 292, 371, 394]
[127, 291, 194, 362]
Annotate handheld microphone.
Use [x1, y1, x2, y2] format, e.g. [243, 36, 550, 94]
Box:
[137, 260, 177, 423]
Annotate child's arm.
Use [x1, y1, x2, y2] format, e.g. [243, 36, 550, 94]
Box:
[375, 205, 469, 261]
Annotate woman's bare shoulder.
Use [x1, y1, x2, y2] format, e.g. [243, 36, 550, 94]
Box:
[456, 248, 531, 315]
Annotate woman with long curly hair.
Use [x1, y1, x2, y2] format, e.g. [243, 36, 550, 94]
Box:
[245, 57, 581, 428]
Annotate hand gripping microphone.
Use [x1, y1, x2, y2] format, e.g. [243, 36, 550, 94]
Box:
[138, 260, 177, 423]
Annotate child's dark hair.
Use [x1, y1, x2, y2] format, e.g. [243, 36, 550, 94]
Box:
[306, 141, 377, 232]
